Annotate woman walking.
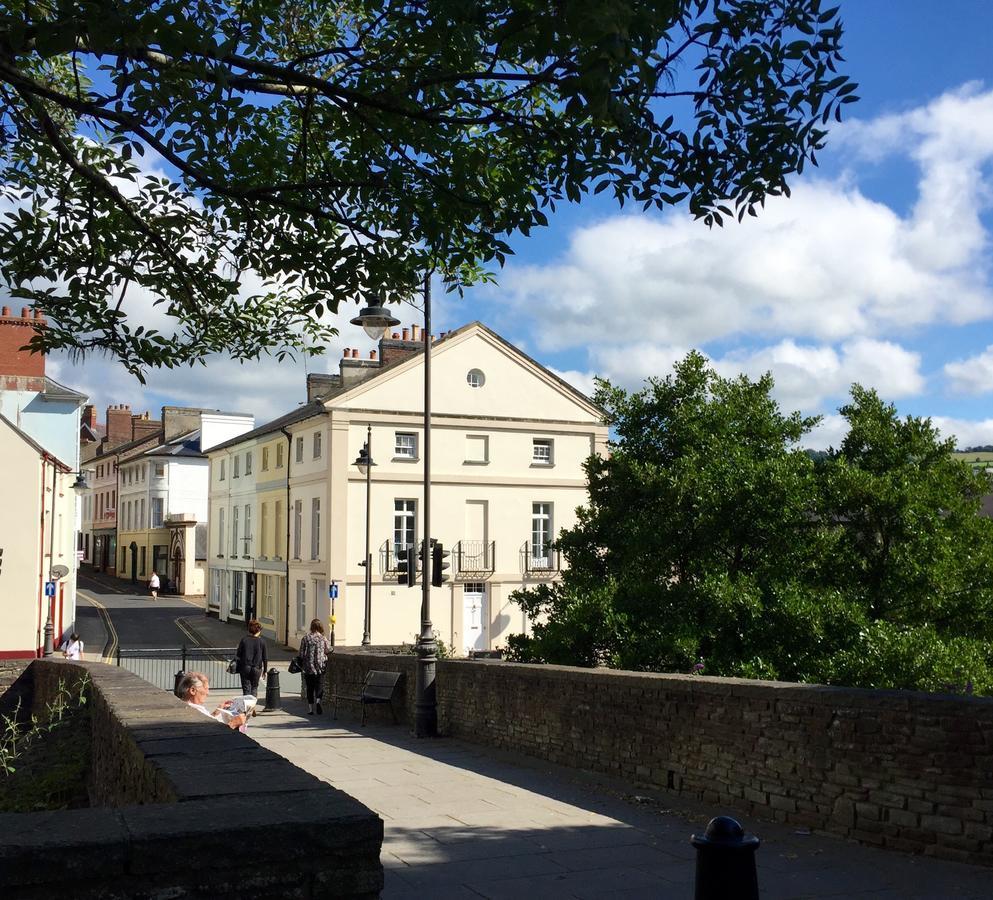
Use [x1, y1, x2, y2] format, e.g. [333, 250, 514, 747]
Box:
[300, 618, 330, 715]
[235, 619, 268, 700]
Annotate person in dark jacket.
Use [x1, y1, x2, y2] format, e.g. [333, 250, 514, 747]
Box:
[236, 619, 268, 699]
[300, 618, 331, 715]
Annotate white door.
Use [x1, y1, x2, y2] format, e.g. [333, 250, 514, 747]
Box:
[463, 583, 487, 653]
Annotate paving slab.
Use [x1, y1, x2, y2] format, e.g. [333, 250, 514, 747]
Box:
[248, 700, 993, 899]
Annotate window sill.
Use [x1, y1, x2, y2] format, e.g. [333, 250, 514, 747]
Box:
[463, 460, 490, 466]
[392, 456, 419, 463]
[242, 555, 252, 560]
[530, 462, 555, 468]
[216, 554, 225, 559]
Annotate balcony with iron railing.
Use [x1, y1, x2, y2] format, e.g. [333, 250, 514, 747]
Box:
[380, 540, 423, 576]
[520, 541, 560, 575]
[454, 540, 495, 579]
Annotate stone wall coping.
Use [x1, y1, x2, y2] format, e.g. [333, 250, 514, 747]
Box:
[1, 659, 384, 898]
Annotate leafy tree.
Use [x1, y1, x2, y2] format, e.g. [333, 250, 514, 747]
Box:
[508, 359, 993, 694]
[0, 1, 856, 373]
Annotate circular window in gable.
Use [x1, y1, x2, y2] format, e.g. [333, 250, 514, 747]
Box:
[467, 368, 486, 388]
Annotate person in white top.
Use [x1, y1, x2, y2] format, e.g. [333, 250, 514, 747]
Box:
[148, 570, 160, 601]
[62, 633, 84, 660]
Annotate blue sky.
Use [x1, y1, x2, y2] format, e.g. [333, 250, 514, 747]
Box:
[55, 1, 993, 448]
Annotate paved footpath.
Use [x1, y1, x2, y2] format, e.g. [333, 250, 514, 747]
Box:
[249, 705, 993, 899]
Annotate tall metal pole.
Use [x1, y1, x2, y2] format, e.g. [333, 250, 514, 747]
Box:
[361, 424, 373, 646]
[43, 459, 57, 656]
[415, 273, 438, 737]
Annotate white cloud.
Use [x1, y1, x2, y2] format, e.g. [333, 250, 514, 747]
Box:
[944, 345, 993, 395]
[931, 416, 993, 450]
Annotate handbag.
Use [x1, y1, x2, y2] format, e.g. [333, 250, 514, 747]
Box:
[288, 656, 302, 674]
[226, 659, 238, 675]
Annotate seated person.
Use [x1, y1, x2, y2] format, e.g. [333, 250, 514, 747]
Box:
[176, 671, 247, 729]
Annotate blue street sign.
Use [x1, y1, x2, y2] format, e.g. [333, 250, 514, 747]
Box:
[329, 583, 339, 600]
[44, 581, 56, 597]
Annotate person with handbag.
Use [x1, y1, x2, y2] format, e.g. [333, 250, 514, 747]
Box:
[299, 618, 330, 715]
[235, 619, 268, 701]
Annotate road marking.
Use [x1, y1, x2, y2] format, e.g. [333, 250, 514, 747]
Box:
[174, 616, 204, 647]
[78, 590, 118, 663]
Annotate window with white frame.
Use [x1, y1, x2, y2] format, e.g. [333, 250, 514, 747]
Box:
[394, 499, 416, 557]
[243, 504, 252, 556]
[296, 580, 307, 630]
[139, 498, 145, 527]
[151, 497, 164, 528]
[274, 500, 283, 559]
[465, 434, 489, 464]
[232, 505, 240, 556]
[218, 507, 225, 556]
[532, 438, 553, 465]
[260, 502, 269, 557]
[233, 455, 240, 478]
[154, 462, 165, 477]
[245, 451, 253, 475]
[210, 570, 221, 609]
[395, 432, 417, 460]
[295, 436, 304, 463]
[219, 459, 226, 481]
[262, 446, 270, 470]
[313, 431, 322, 459]
[467, 368, 485, 388]
[276, 443, 284, 468]
[293, 499, 303, 558]
[311, 497, 321, 560]
[532, 502, 553, 566]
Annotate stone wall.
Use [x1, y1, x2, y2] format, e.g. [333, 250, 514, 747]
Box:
[328, 651, 993, 866]
[1, 660, 383, 898]
[327, 652, 416, 726]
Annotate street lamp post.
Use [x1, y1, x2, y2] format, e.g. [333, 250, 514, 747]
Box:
[354, 425, 375, 646]
[43, 467, 89, 656]
[351, 275, 438, 736]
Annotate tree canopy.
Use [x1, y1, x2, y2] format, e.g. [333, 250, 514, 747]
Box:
[0, 0, 855, 374]
[508, 355, 993, 694]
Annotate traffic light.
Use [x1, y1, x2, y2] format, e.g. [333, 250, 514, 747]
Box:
[397, 545, 417, 587]
[431, 541, 450, 587]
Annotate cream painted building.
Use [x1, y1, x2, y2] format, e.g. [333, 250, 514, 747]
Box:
[117, 408, 253, 595]
[208, 322, 607, 654]
[0, 415, 81, 657]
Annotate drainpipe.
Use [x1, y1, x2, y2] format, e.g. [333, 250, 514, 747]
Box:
[280, 427, 292, 647]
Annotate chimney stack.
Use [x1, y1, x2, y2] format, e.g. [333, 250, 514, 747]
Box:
[0, 306, 47, 378]
[82, 404, 99, 431]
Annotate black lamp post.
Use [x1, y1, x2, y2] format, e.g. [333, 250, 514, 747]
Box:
[43, 468, 90, 656]
[353, 425, 375, 646]
[352, 276, 438, 737]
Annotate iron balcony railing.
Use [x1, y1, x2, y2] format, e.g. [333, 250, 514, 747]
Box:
[455, 540, 495, 578]
[520, 541, 560, 575]
[380, 540, 423, 575]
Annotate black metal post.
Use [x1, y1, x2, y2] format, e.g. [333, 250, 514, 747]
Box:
[414, 273, 438, 738]
[691, 816, 760, 900]
[362, 424, 373, 646]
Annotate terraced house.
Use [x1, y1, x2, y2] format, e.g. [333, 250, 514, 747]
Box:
[207, 322, 607, 652]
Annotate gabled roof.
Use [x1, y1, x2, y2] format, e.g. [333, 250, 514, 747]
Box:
[38, 376, 87, 403]
[0, 413, 72, 470]
[142, 429, 203, 457]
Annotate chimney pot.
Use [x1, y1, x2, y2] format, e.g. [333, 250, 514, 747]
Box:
[369, 349, 377, 360]
[402, 327, 410, 341]
[33, 309, 44, 320]
[391, 332, 399, 339]
[21, 307, 30, 318]
[411, 324, 420, 341]
[1, 306, 9, 316]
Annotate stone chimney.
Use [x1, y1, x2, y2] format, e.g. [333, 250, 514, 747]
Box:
[377, 331, 423, 367]
[306, 373, 340, 402]
[106, 404, 134, 445]
[82, 404, 99, 431]
[339, 347, 380, 386]
[162, 406, 204, 441]
[0, 305, 46, 379]
[131, 411, 161, 440]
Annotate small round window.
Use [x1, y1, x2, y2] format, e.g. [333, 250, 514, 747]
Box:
[467, 368, 486, 388]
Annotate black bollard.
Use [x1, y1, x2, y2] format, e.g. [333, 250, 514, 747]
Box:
[262, 667, 281, 712]
[691, 816, 760, 900]
[173, 669, 185, 697]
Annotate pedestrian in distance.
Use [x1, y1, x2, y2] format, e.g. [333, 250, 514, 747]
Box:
[300, 618, 331, 715]
[236, 619, 268, 706]
[62, 632, 84, 660]
[148, 569, 160, 601]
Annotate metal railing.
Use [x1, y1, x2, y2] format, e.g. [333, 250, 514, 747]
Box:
[520, 541, 560, 575]
[117, 645, 241, 692]
[380, 540, 423, 575]
[455, 540, 495, 577]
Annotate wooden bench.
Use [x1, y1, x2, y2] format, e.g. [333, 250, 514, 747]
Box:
[332, 670, 402, 725]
